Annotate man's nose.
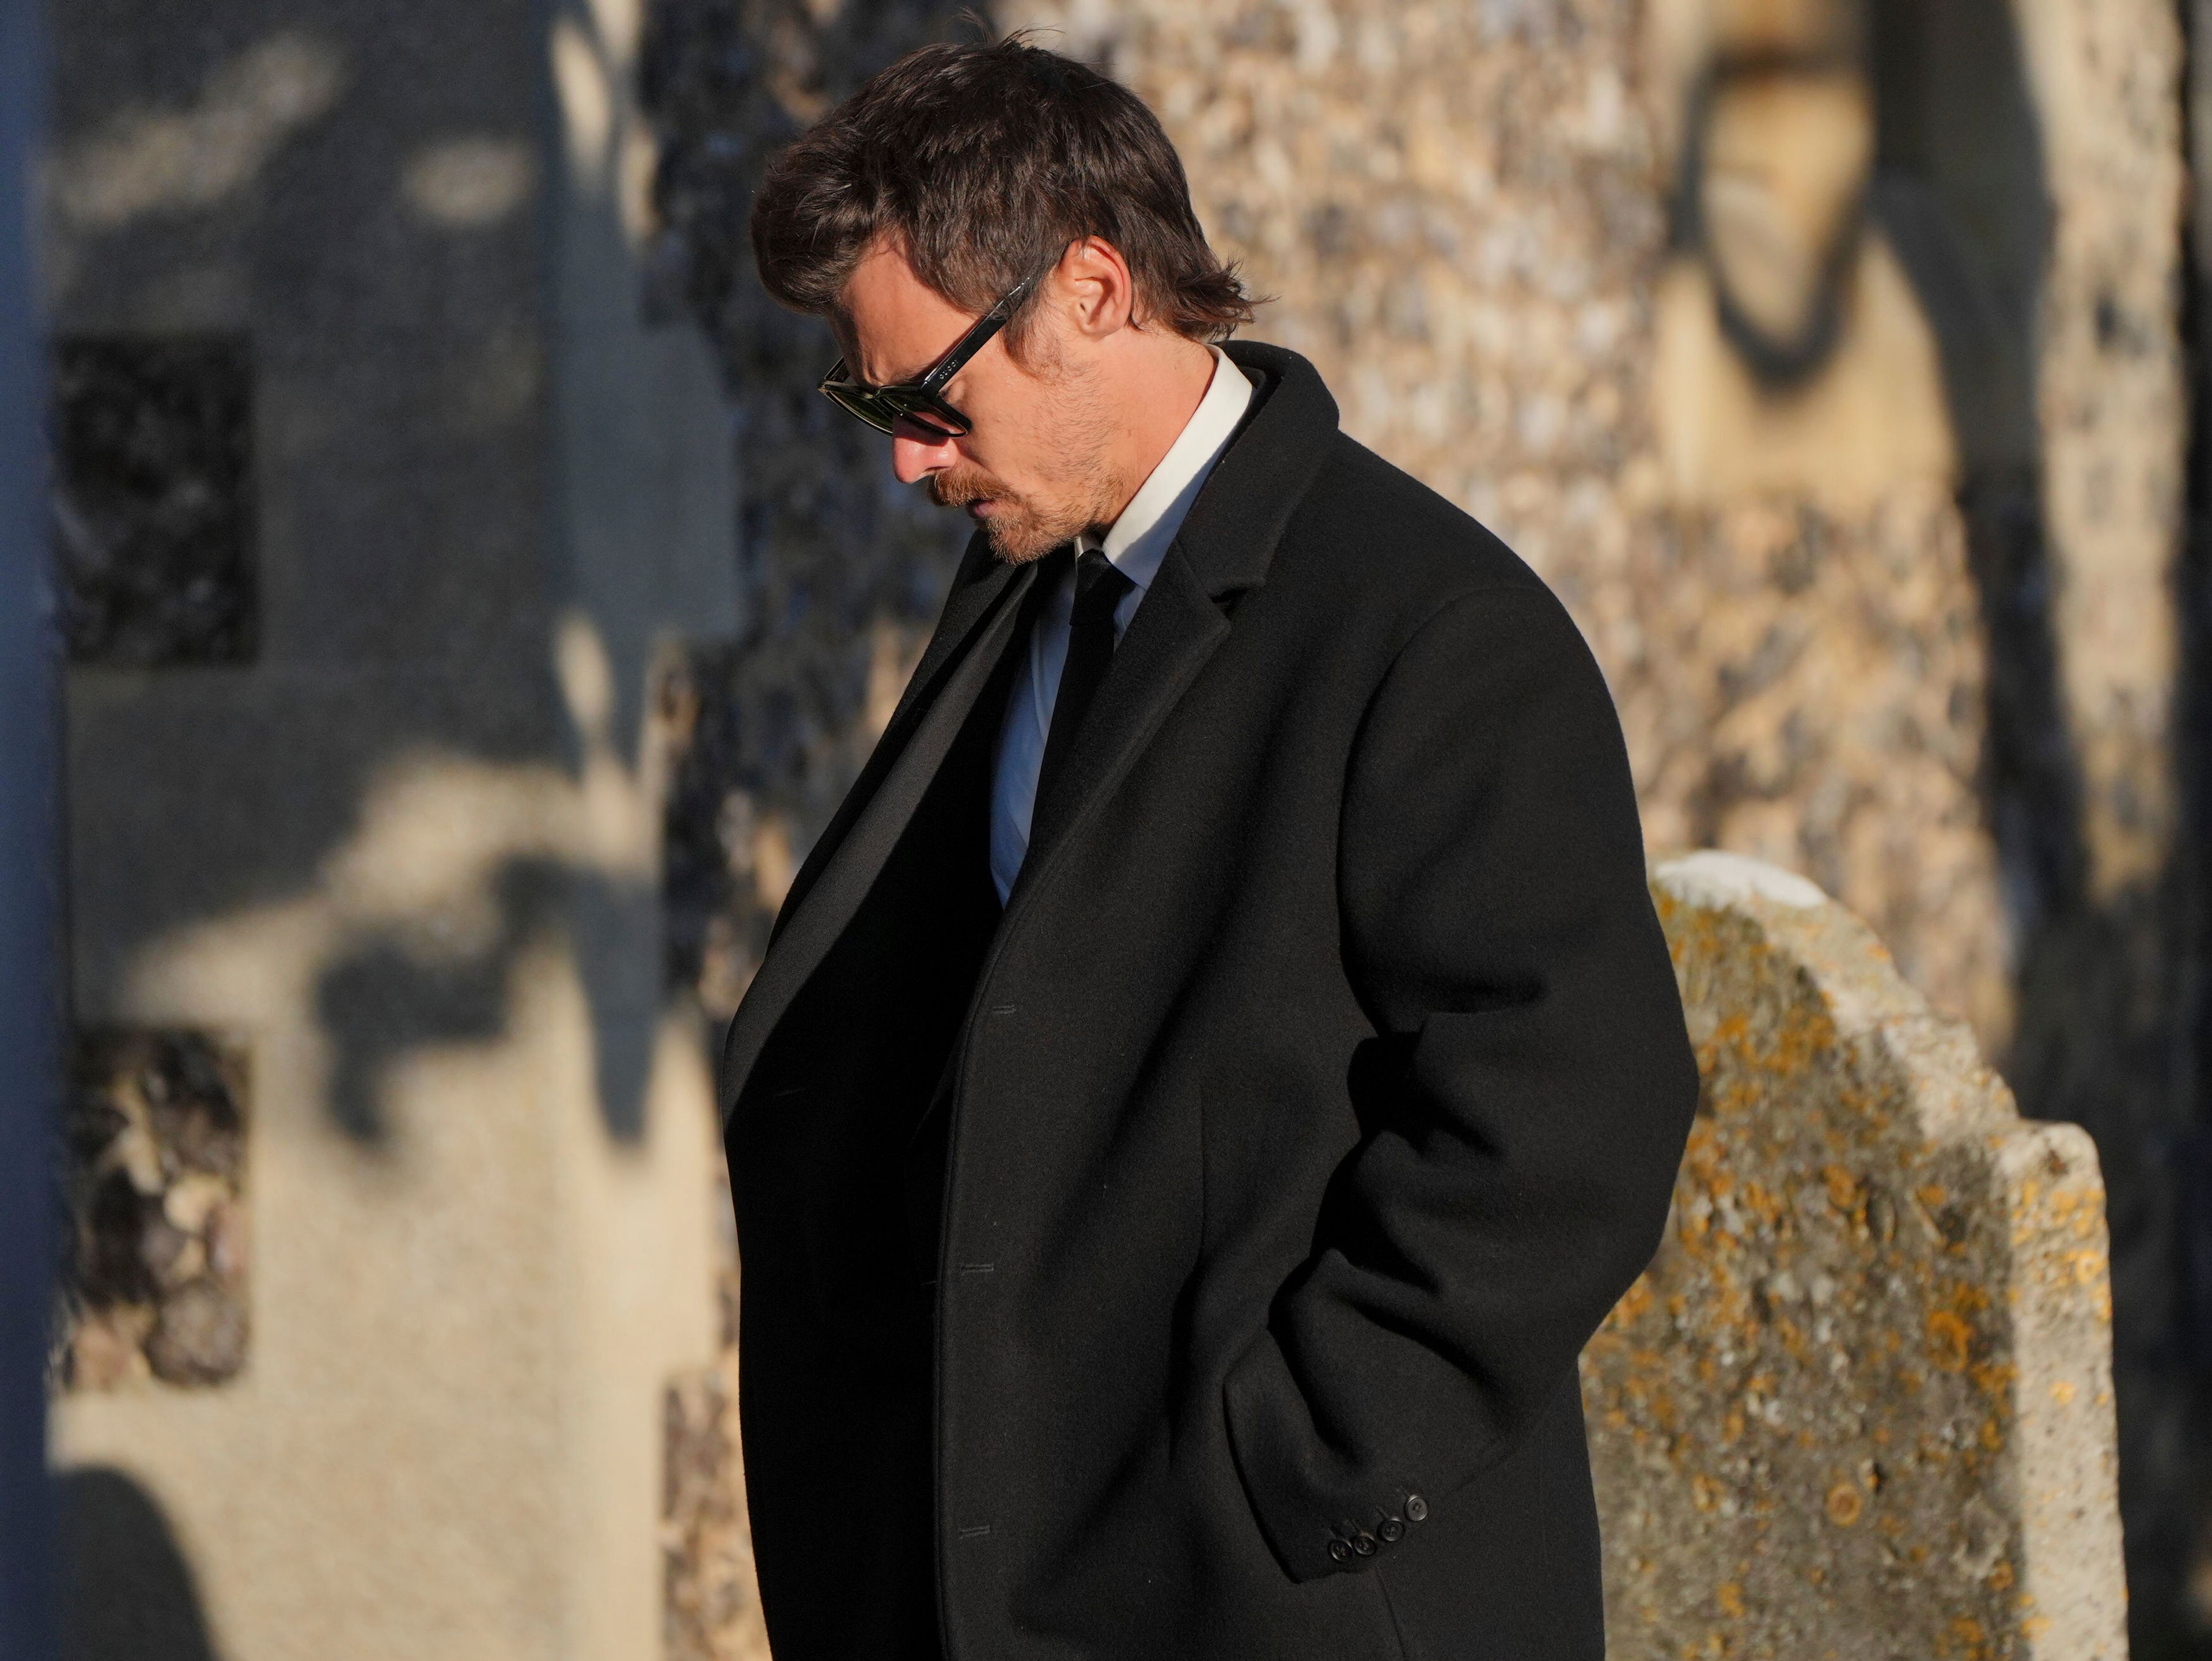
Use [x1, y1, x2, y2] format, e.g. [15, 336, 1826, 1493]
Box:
[891, 426, 960, 485]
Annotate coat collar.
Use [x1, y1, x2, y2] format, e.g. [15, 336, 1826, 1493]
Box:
[1176, 340, 1339, 600]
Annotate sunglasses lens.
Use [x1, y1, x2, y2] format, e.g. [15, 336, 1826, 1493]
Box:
[820, 368, 970, 440]
[823, 384, 895, 434]
[882, 391, 964, 440]
[900, 409, 964, 441]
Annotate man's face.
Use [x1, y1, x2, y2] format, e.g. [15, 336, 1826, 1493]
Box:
[838, 243, 1124, 564]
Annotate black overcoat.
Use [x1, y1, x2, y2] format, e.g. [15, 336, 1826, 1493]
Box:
[719, 342, 1699, 1661]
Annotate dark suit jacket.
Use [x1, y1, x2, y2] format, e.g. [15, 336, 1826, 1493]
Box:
[719, 342, 1699, 1661]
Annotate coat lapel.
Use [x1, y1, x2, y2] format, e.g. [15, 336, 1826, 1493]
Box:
[882, 533, 1023, 741]
[1018, 542, 1226, 865]
[720, 546, 1034, 1120]
[766, 534, 1010, 945]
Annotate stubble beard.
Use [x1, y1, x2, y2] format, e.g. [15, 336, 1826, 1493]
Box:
[926, 366, 1127, 565]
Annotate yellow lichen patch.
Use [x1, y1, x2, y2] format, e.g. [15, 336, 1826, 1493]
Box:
[1824, 1483, 1863, 1526]
[1940, 1614, 1991, 1661]
[1741, 1181, 1783, 1226]
[2050, 1379, 2077, 1406]
[1926, 1310, 1972, 1372]
[1613, 1279, 1657, 1324]
[1717, 1582, 1746, 1619]
[1821, 1164, 1861, 1216]
[1968, 1359, 2017, 1398]
[1703, 1012, 1752, 1076]
[1756, 1005, 1839, 1079]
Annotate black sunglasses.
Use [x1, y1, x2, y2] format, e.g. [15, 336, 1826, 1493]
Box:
[818, 268, 1041, 439]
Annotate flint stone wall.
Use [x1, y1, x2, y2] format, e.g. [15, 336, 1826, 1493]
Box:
[1582, 852, 2124, 1660]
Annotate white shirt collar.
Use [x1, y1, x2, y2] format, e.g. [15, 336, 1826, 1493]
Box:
[1076, 346, 1254, 593]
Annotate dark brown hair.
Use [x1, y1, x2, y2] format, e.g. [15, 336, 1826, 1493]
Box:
[749, 36, 1257, 355]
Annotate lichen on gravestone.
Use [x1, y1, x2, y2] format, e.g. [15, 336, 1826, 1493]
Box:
[1582, 853, 2124, 1660]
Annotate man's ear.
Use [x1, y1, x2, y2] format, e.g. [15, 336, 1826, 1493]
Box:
[1055, 236, 1138, 342]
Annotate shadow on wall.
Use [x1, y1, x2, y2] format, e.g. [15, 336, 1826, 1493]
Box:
[1880, 11, 2203, 1658]
[114, 613, 675, 1151]
[59, 1466, 220, 1661]
[47, 3, 707, 1153]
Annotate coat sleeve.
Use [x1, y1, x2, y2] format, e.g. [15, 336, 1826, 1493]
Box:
[1221, 580, 1700, 1581]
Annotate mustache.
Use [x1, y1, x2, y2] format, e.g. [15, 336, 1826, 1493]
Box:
[926, 468, 1009, 510]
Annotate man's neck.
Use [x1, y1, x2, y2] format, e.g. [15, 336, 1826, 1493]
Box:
[1085, 332, 1220, 541]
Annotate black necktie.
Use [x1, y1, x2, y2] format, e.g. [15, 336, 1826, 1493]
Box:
[1035, 547, 1135, 810]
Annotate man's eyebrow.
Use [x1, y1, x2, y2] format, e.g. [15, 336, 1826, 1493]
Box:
[870, 340, 954, 387]
[832, 315, 921, 385]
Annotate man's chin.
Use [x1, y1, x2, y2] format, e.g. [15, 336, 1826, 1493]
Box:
[976, 513, 1063, 566]
[927, 482, 1065, 563]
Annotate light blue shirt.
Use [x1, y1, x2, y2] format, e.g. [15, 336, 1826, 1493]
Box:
[988, 347, 1256, 903]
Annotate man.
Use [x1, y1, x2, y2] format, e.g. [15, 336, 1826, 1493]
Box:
[720, 36, 1698, 1661]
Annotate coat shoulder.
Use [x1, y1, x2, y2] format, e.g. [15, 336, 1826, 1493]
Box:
[1271, 432, 1553, 630]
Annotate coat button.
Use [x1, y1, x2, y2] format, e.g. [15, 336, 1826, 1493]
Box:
[1352, 1532, 1378, 1557]
[1378, 1518, 1406, 1543]
[1328, 1538, 1353, 1564]
[1405, 1494, 1429, 1523]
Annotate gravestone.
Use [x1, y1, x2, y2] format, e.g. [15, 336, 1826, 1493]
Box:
[1582, 852, 2125, 1660]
